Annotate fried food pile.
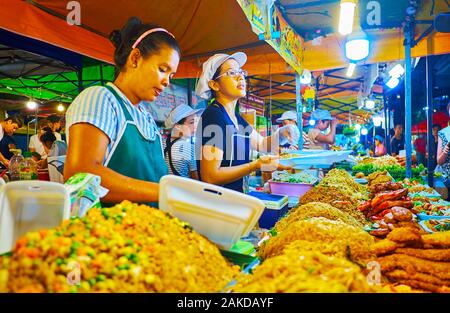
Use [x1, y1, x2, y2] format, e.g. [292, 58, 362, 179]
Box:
[232, 250, 379, 293]
[3, 201, 239, 293]
[358, 156, 400, 167]
[359, 184, 414, 238]
[299, 169, 368, 224]
[372, 227, 450, 292]
[367, 171, 393, 188]
[273, 202, 364, 233]
[260, 217, 375, 264]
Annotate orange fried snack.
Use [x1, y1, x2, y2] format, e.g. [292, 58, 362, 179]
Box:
[392, 279, 449, 293]
[384, 269, 450, 288]
[377, 254, 450, 280]
[395, 248, 450, 262]
[422, 231, 450, 249]
[386, 227, 422, 246]
[372, 240, 401, 256]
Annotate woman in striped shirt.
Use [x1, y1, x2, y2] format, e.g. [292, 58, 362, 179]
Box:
[64, 17, 180, 206]
[164, 104, 202, 179]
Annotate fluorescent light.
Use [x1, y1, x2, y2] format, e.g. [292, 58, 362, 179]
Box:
[373, 116, 383, 127]
[345, 39, 369, 61]
[386, 77, 400, 89]
[346, 63, 356, 77]
[361, 127, 368, 135]
[389, 64, 405, 78]
[354, 124, 361, 131]
[309, 119, 316, 126]
[57, 104, 65, 112]
[26, 100, 38, 110]
[338, 1, 356, 35]
[365, 99, 375, 109]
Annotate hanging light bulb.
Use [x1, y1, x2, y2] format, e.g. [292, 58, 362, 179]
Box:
[26, 100, 38, 110]
[361, 127, 368, 135]
[355, 136, 360, 143]
[338, 0, 356, 35]
[309, 119, 316, 126]
[373, 116, 383, 127]
[346, 62, 356, 77]
[354, 124, 361, 131]
[345, 32, 370, 61]
[57, 103, 65, 112]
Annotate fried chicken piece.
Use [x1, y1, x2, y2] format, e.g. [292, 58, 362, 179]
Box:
[422, 231, 450, 249]
[395, 248, 450, 262]
[384, 269, 450, 287]
[372, 240, 401, 256]
[393, 279, 449, 293]
[387, 227, 422, 246]
[377, 254, 450, 280]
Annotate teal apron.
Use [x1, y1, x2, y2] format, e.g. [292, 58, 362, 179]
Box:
[102, 85, 168, 207]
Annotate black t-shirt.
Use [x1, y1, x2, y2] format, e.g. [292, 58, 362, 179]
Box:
[390, 136, 404, 155]
[0, 134, 16, 160]
[195, 101, 252, 192]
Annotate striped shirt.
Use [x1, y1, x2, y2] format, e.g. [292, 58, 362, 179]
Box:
[163, 138, 197, 177]
[66, 83, 160, 163]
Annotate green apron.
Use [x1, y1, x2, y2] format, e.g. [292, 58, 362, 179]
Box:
[102, 85, 168, 207]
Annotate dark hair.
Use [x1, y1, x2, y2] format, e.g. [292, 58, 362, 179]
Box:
[31, 152, 42, 161]
[47, 114, 61, 124]
[395, 124, 403, 128]
[433, 124, 441, 130]
[110, 17, 180, 72]
[175, 117, 187, 126]
[5, 116, 22, 128]
[40, 129, 56, 144]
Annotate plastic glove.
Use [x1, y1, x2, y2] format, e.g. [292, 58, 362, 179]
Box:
[278, 124, 300, 146]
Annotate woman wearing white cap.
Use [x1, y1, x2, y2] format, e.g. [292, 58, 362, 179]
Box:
[307, 109, 337, 150]
[65, 17, 180, 206]
[194, 52, 292, 193]
[164, 104, 202, 179]
[276, 110, 311, 149]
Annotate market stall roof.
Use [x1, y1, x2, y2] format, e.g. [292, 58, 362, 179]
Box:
[2, 0, 450, 78]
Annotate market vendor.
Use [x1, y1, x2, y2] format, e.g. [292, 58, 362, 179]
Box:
[276, 110, 311, 149]
[305, 109, 337, 150]
[64, 17, 180, 205]
[164, 104, 202, 179]
[194, 52, 292, 192]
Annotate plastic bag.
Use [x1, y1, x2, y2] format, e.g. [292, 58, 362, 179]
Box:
[64, 173, 109, 217]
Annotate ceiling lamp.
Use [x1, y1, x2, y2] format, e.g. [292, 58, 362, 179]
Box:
[26, 100, 38, 110]
[57, 103, 65, 112]
[309, 119, 316, 126]
[345, 32, 370, 62]
[365, 98, 375, 110]
[338, 0, 357, 35]
[300, 69, 312, 84]
[373, 115, 383, 127]
[354, 124, 361, 131]
[361, 127, 368, 135]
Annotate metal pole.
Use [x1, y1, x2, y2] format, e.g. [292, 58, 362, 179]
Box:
[383, 92, 389, 154]
[295, 73, 303, 150]
[78, 69, 83, 93]
[187, 79, 192, 108]
[404, 28, 413, 178]
[100, 64, 104, 86]
[426, 55, 434, 186]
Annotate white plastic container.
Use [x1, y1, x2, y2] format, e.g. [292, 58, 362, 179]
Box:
[0, 181, 70, 254]
[159, 175, 265, 250]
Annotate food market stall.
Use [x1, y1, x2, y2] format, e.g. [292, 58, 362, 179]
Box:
[2, 0, 450, 295]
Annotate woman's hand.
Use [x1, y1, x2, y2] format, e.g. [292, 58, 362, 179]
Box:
[256, 155, 291, 172]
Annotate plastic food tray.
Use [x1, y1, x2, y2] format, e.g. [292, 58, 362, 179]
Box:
[280, 150, 352, 167]
[159, 175, 265, 250]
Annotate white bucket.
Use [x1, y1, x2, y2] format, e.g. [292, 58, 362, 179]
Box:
[0, 181, 70, 254]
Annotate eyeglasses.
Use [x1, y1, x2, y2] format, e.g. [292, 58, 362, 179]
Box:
[214, 69, 248, 80]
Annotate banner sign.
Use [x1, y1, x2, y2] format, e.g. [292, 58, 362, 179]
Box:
[239, 94, 265, 116]
[142, 84, 206, 122]
[237, 0, 304, 75]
